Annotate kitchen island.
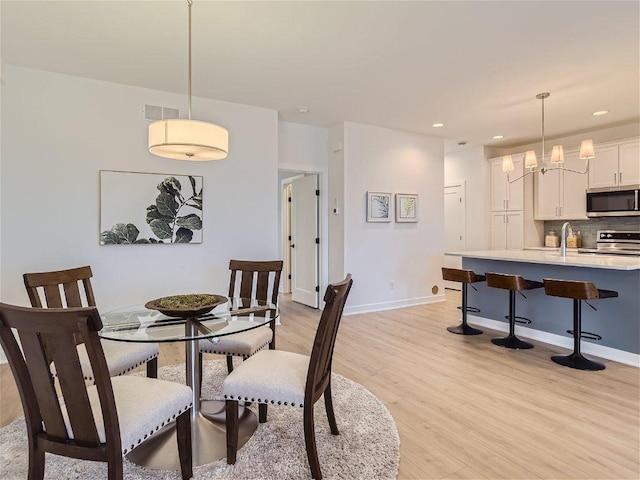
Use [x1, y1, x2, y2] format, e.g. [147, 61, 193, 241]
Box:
[446, 250, 640, 364]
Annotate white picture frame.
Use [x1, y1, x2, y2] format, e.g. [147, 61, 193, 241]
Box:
[395, 193, 418, 222]
[366, 191, 392, 222]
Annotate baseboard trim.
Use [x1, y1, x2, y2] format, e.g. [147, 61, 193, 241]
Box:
[468, 314, 640, 368]
[344, 294, 446, 316]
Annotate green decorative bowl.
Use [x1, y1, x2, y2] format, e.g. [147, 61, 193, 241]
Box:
[145, 294, 228, 318]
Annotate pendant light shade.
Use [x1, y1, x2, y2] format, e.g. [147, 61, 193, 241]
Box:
[149, 119, 228, 161]
[550, 145, 564, 164]
[524, 150, 538, 170]
[579, 139, 595, 160]
[502, 155, 514, 172]
[148, 0, 229, 161]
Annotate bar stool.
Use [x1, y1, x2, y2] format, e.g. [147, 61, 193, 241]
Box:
[543, 278, 618, 371]
[485, 272, 543, 349]
[442, 267, 485, 335]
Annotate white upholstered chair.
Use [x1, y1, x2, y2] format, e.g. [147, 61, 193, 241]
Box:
[199, 260, 283, 375]
[0, 302, 193, 480]
[23, 266, 159, 381]
[224, 274, 353, 480]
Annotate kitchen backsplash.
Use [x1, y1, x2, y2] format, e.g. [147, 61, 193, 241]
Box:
[544, 217, 640, 248]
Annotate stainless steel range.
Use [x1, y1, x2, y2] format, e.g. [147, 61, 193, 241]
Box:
[579, 230, 640, 256]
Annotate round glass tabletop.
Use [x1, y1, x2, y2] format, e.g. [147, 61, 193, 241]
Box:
[99, 297, 278, 343]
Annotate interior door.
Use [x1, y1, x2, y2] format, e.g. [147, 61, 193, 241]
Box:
[444, 183, 466, 289]
[291, 175, 319, 308]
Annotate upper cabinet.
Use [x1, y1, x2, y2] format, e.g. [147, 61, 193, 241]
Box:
[619, 140, 640, 186]
[588, 139, 640, 189]
[534, 149, 588, 220]
[490, 154, 524, 211]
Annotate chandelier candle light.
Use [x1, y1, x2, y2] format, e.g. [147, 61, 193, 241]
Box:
[148, 0, 229, 161]
[502, 92, 594, 183]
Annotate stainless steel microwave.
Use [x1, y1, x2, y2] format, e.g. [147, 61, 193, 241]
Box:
[586, 186, 639, 217]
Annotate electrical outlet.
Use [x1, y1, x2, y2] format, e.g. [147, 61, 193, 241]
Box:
[389, 281, 394, 290]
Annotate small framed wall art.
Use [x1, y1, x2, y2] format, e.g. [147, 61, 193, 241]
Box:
[395, 193, 418, 222]
[366, 191, 392, 222]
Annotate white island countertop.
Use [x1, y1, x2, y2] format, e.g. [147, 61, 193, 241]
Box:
[445, 250, 640, 271]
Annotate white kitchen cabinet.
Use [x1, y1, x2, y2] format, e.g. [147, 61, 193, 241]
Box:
[491, 154, 524, 211]
[534, 149, 588, 220]
[588, 139, 640, 188]
[491, 211, 524, 250]
[619, 140, 640, 186]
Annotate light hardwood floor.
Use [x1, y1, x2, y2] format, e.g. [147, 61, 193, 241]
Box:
[1, 291, 638, 479]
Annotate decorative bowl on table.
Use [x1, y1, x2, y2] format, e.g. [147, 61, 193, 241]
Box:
[145, 294, 228, 318]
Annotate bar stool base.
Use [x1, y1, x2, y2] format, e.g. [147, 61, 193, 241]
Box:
[491, 335, 533, 350]
[551, 353, 605, 371]
[447, 323, 483, 335]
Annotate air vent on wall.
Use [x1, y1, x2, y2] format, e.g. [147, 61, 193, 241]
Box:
[144, 104, 180, 121]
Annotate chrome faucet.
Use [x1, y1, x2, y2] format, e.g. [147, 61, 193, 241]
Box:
[560, 222, 573, 258]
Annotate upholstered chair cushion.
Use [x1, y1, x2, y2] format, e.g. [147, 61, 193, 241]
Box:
[223, 350, 309, 407]
[199, 326, 272, 357]
[52, 341, 159, 381]
[59, 376, 192, 455]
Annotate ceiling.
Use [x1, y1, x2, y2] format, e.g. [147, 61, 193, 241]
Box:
[2, 1, 639, 152]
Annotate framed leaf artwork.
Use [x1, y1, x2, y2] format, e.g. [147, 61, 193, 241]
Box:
[366, 191, 392, 222]
[99, 170, 203, 245]
[395, 193, 418, 222]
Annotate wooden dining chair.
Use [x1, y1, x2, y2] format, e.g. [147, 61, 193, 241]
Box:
[23, 266, 159, 381]
[0, 302, 193, 480]
[223, 274, 353, 480]
[199, 259, 283, 376]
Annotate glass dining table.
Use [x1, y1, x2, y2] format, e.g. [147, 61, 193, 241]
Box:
[99, 297, 279, 470]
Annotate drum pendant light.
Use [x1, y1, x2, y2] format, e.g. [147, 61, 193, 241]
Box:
[148, 0, 228, 161]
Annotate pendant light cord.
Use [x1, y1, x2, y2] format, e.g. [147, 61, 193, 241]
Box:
[188, 0, 193, 121]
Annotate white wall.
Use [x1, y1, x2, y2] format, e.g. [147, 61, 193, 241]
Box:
[1, 65, 279, 312]
[277, 121, 329, 296]
[444, 145, 491, 251]
[336, 122, 445, 314]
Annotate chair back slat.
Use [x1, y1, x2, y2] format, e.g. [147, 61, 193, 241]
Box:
[228, 260, 284, 306]
[239, 271, 254, 299]
[47, 332, 100, 443]
[442, 267, 477, 284]
[486, 272, 527, 291]
[18, 331, 69, 439]
[0, 303, 118, 450]
[305, 275, 352, 405]
[43, 284, 65, 308]
[543, 278, 600, 300]
[62, 280, 83, 307]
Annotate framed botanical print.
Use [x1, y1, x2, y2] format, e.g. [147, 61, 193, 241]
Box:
[366, 191, 392, 222]
[395, 193, 418, 222]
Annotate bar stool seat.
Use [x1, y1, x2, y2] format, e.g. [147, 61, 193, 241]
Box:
[442, 267, 485, 335]
[543, 278, 618, 371]
[485, 272, 543, 350]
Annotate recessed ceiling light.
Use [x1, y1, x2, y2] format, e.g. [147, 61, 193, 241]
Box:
[592, 110, 609, 116]
[492, 135, 504, 140]
[297, 107, 309, 113]
[432, 123, 444, 128]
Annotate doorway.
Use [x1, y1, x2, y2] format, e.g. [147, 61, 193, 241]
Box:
[444, 181, 466, 290]
[280, 172, 320, 308]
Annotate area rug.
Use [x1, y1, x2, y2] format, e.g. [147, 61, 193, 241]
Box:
[0, 360, 399, 479]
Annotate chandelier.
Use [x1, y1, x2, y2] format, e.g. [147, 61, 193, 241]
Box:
[502, 92, 594, 183]
[148, 0, 229, 161]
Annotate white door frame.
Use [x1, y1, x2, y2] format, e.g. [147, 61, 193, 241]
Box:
[444, 180, 467, 290]
[279, 169, 324, 305]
